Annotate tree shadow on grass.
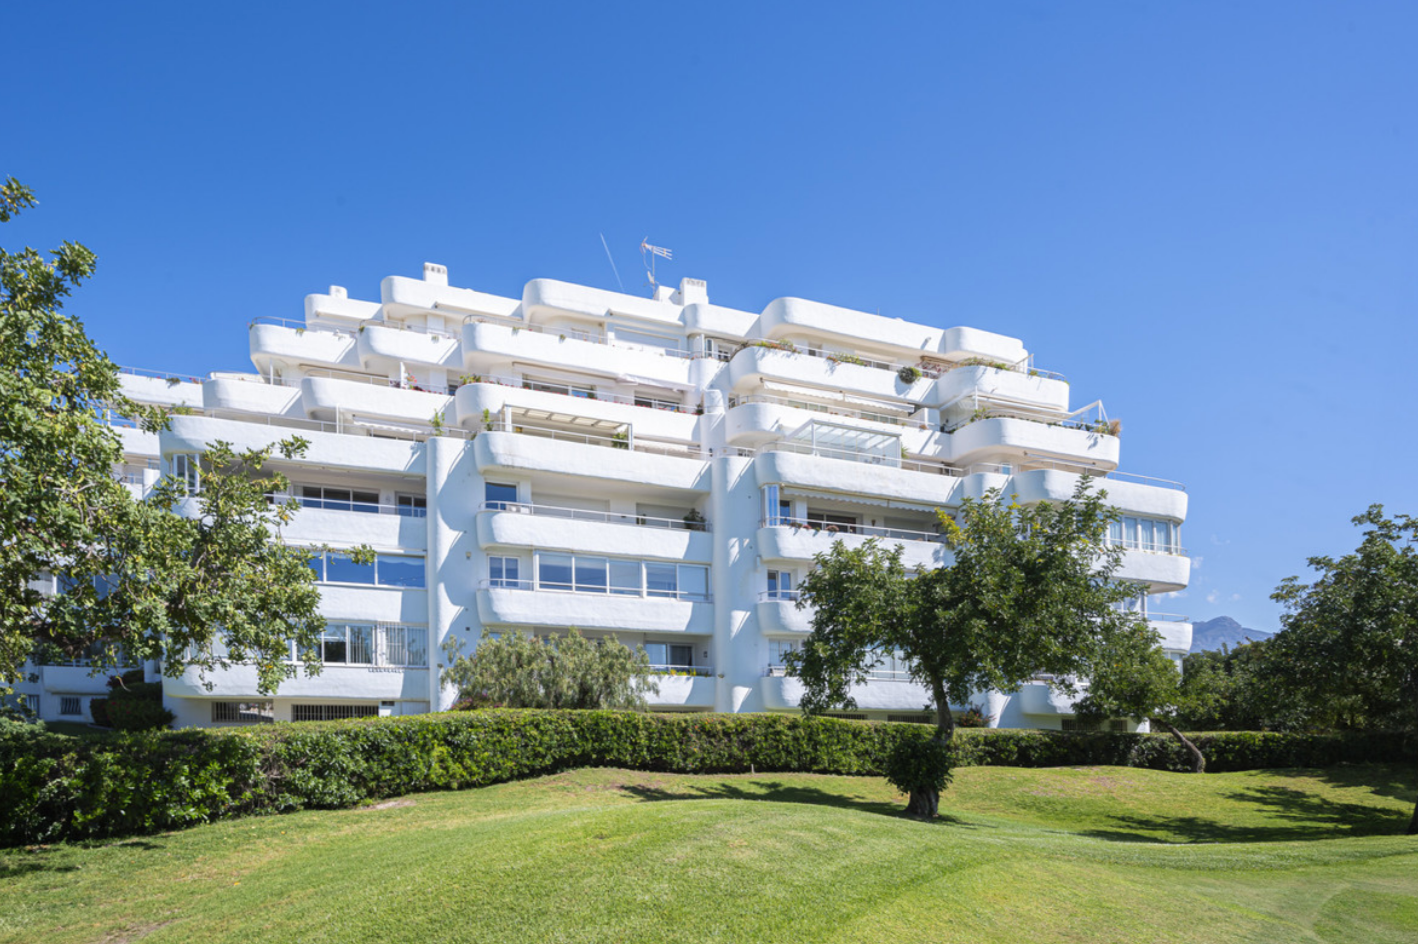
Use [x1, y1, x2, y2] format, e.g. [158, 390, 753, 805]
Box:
[0, 837, 163, 877]
[1259, 765, 1418, 808]
[1080, 782, 1412, 844]
[617, 780, 980, 828]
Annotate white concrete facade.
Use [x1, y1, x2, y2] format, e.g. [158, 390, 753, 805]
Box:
[16, 264, 1191, 730]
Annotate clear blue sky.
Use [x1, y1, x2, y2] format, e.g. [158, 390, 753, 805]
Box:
[6, 2, 1416, 632]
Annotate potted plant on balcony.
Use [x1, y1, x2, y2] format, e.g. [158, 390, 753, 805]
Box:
[897, 365, 922, 384]
[682, 508, 707, 532]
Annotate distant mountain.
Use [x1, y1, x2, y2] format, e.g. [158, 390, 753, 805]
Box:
[1188, 616, 1273, 653]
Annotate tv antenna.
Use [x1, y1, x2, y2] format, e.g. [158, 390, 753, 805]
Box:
[640, 238, 673, 293]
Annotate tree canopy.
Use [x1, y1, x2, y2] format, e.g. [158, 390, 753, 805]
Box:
[442, 629, 659, 711]
[1, 177, 334, 704]
[788, 479, 1152, 816]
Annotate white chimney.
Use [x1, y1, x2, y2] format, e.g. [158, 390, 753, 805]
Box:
[423, 262, 449, 286]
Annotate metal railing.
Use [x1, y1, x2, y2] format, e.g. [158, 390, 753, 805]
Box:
[764, 664, 917, 682]
[119, 366, 204, 385]
[485, 419, 703, 459]
[463, 375, 696, 414]
[761, 516, 945, 543]
[649, 665, 713, 677]
[477, 577, 710, 602]
[304, 367, 452, 395]
[1106, 537, 1188, 556]
[478, 500, 708, 531]
[728, 394, 917, 427]
[734, 343, 1066, 385]
[281, 495, 427, 518]
[758, 590, 802, 602]
[1145, 612, 1190, 622]
[1013, 456, 1187, 492]
[754, 439, 959, 476]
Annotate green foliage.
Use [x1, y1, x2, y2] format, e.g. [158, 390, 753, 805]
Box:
[442, 629, 659, 710]
[883, 735, 954, 797]
[0, 178, 335, 699]
[0, 711, 1409, 846]
[92, 671, 172, 731]
[896, 364, 922, 384]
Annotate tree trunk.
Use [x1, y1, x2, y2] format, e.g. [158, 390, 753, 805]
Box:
[1156, 719, 1206, 773]
[906, 787, 939, 818]
[1408, 796, 1418, 836]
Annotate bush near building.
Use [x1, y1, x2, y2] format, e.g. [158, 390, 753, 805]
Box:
[0, 710, 1411, 846]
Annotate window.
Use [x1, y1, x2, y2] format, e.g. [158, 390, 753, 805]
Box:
[523, 377, 597, 399]
[807, 511, 858, 534]
[24, 694, 39, 717]
[396, 494, 427, 518]
[644, 642, 694, 669]
[769, 639, 799, 664]
[321, 624, 374, 664]
[171, 453, 199, 494]
[762, 485, 791, 526]
[534, 554, 708, 600]
[767, 570, 795, 600]
[485, 482, 519, 510]
[1108, 516, 1180, 553]
[380, 625, 428, 667]
[212, 702, 274, 724]
[306, 551, 426, 588]
[291, 704, 379, 723]
[60, 696, 81, 716]
[300, 486, 380, 513]
[489, 556, 521, 588]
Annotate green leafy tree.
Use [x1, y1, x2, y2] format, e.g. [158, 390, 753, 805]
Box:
[442, 628, 659, 710]
[0, 178, 335, 702]
[1268, 505, 1418, 833]
[1073, 621, 1208, 771]
[787, 480, 1141, 817]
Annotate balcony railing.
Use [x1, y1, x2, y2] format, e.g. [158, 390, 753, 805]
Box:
[754, 440, 958, 476]
[758, 589, 802, 602]
[761, 516, 944, 543]
[1013, 455, 1186, 492]
[119, 366, 203, 385]
[735, 343, 1066, 385]
[1145, 612, 1190, 622]
[281, 495, 427, 518]
[649, 665, 713, 677]
[463, 376, 696, 414]
[728, 394, 916, 427]
[765, 664, 914, 682]
[466, 317, 692, 359]
[304, 367, 452, 396]
[486, 419, 703, 459]
[477, 578, 710, 602]
[478, 500, 707, 531]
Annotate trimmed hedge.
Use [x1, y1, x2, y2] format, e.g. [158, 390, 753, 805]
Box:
[1, 711, 1411, 846]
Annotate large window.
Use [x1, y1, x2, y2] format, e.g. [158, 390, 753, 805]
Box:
[396, 494, 427, 518]
[171, 453, 200, 495]
[523, 378, 596, 399]
[533, 554, 709, 601]
[306, 551, 426, 588]
[306, 624, 427, 667]
[291, 704, 379, 723]
[60, 696, 81, 716]
[299, 485, 380, 513]
[1107, 516, 1181, 554]
[762, 485, 791, 526]
[485, 482, 519, 509]
[767, 570, 796, 600]
[489, 556, 521, 588]
[212, 702, 274, 724]
[644, 642, 694, 670]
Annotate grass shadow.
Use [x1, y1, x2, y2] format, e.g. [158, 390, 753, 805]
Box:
[617, 779, 979, 827]
[1080, 782, 1412, 844]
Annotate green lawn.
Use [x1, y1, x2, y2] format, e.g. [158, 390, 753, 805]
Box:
[2, 764, 1415, 944]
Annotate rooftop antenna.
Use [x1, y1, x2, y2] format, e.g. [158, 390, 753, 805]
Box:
[598, 233, 624, 292]
[640, 238, 673, 295]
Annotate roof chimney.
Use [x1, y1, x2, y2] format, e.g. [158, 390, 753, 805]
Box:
[423, 262, 448, 286]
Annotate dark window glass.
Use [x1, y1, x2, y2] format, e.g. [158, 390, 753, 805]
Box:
[326, 552, 376, 584]
[377, 555, 425, 588]
[486, 482, 518, 509]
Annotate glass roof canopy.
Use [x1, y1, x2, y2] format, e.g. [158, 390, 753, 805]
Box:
[785, 419, 902, 463]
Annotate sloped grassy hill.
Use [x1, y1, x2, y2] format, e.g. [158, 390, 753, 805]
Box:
[1, 764, 1414, 944]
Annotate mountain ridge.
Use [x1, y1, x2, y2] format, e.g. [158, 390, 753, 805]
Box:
[1188, 616, 1273, 653]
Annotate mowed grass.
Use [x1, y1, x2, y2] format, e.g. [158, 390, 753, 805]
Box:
[2, 765, 1416, 944]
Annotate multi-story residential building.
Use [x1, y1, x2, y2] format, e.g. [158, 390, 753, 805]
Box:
[15, 263, 1191, 730]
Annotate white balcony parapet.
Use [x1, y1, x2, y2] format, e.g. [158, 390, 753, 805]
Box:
[464, 315, 692, 358]
[478, 500, 707, 532]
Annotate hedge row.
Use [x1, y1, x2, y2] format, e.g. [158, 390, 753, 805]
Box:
[1, 711, 1411, 846]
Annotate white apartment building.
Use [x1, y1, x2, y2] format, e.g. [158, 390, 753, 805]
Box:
[18, 264, 1191, 730]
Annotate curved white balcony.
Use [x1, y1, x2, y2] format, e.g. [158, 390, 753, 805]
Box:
[456, 382, 698, 442]
[523, 278, 682, 327]
[161, 414, 427, 475]
[728, 346, 933, 402]
[1008, 468, 1187, 520]
[1117, 549, 1191, 592]
[462, 321, 692, 388]
[1149, 617, 1193, 653]
[753, 448, 961, 507]
[203, 375, 303, 416]
[164, 663, 430, 701]
[646, 674, 716, 710]
[249, 322, 360, 368]
[39, 665, 118, 695]
[278, 504, 428, 552]
[476, 586, 713, 634]
[1018, 680, 1081, 716]
[118, 370, 204, 409]
[357, 323, 461, 370]
[755, 596, 814, 634]
[760, 671, 934, 712]
[930, 364, 1069, 412]
[476, 505, 711, 561]
[949, 417, 1120, 468]
[756, 523, 949, 570]
[381, 275, 520, 321]
[300, 376, 455, 425]
[474, 431, 709, 491]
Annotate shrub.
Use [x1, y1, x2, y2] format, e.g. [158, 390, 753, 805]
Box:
[883, 736, 954, 799]
[897, 365, 922, 384]
[0, 712, 1411, 846]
